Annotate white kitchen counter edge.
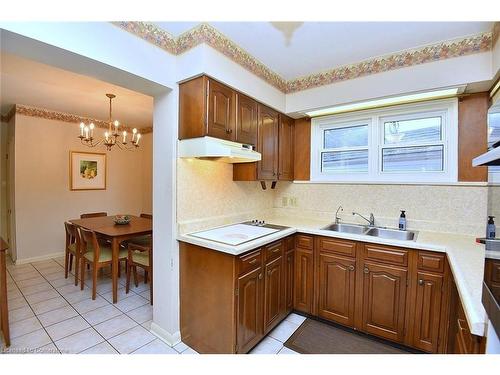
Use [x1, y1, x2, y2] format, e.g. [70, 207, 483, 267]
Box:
[177, 224, 487, 337]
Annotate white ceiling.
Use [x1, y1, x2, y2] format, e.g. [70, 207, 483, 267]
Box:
[155, 22, 494, 80]
[0, 53, 153, 128]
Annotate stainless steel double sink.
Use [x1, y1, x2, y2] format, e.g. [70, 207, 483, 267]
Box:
[322, 223, 417, 241]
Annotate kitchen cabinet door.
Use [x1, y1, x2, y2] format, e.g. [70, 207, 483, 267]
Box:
[237, 267, 263, 353]
[318, 253, 356, 327]
[278, 115, 294, 181]
[361, 261, 407, 343]
[264, 256, 284, 333]
[412, 272, 443, 353]
[257, 105, 279, 180]
[285, 249, 295, 314]
[236, 93, 258, 146]
[207, 79, 236, 141]
[294, 248, 314, 314]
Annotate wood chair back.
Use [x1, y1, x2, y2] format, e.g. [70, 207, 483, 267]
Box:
[80, 212, 107, 219]
[79, 227, 101, 264]
[140, 213, 152, 220]
[64, 222, 77, 248]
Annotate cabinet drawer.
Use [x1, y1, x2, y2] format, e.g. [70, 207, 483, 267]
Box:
[489, 260, 500, 283]
[296, 234, 313, 250]
[417, 251, 445, 273]
[318, 237, 356, 257]
[363, 244, 408, 267]
[265, 240, 284, 262]
[238, 249, 262, 275]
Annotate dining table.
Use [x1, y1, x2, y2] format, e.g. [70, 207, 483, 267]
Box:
[70, 215, 152, 303]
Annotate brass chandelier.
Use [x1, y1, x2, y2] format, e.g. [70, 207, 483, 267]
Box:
[78, 94, 141, 151]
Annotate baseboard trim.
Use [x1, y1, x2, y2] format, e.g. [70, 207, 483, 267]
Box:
[15, 251, 65, 265]
[149, 322, 181, 347]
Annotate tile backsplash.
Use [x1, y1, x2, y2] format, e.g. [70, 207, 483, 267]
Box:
[177, 159, 489, 236]
[272, 182, 488, 236]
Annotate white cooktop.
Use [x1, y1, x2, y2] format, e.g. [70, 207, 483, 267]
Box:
[188, 223, 280, 246]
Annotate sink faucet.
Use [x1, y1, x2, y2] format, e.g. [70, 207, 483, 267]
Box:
[352, 211, 375, 227]
[335, 205, 343, 224]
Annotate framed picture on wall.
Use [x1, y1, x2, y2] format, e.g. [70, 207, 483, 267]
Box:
[70, 151, 107, 190]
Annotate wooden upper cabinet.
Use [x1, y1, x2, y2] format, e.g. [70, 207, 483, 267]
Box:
[318, 253, 356, 327]
[207, 79, 236, 141]
[278, 115, 294, 181]
[257, 104, 279, 180]
[412, 272, 443, 353]
[237, 267, 264, 353]
[236, 94, 258, 146]
[178, 76, 236, 141]
[361, 261, 407, 343]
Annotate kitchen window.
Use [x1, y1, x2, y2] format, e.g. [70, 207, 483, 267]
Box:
[310, 99, 458, 183]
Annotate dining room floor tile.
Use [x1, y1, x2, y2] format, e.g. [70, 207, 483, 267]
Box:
[55, 327, 104, 354]
[132, 339, 178, 354]
[80, 341, 118, 354]
[37, 305, 79, 327]
[126, 304, 153, 324]
[45, 315, 90, 341]
[9, 305, 35, 323]
[10, 316, 43, 339]
[107, 325, 156, 354]
[31, 296, 69, 315]
[82, 304, 122, 326]
[93, 314, 137, 339]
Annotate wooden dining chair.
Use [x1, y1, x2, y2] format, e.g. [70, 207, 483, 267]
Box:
[79, 227, 128, 300]
[140, 213, 152, 220]
[126, 242, 153, 305]
[80, 212, 107, 218]
[64, 222, 80, 284]
[121, 213, 152, 249]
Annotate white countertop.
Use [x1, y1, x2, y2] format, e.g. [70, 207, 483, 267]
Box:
[178, 215, 488, 336]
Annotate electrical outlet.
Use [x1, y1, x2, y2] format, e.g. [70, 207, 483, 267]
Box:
[281, 197, 288, 207]
[290, 197, 298, 207]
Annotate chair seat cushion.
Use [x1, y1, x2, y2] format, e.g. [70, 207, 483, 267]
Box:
[68, 243, 77, 254]
[132, 251, 150, 267]
[83, 247, 127, 263]
[129, 235, 152, 247]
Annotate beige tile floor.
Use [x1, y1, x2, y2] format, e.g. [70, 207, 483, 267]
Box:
[1, 255, 303, 354]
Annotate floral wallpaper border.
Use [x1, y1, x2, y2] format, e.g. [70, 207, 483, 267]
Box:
[113, 22, 494, 94]
[3, 104, 153, 134]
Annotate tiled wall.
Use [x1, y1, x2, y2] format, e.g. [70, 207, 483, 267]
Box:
[273, 182, 488, 236]
[177, 159, 274, 233]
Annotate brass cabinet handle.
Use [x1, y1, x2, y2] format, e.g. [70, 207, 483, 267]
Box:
[248, 258, 257, 264]
[226, 128, 233, 134]
[349, 265, 355, 271]
[272, 248, 280, 253]
[258, 273, 262, 280]
[363, 267, 369, 274]
[267, 270, 272, 275]
[418, 279, 424, 285]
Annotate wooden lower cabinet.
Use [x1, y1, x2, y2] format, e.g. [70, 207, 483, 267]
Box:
[361, 261, 408, 343]
[318, 253, 356, 327]
[412, 272, 443, 352]
[285, 248, 295, 313]
[294, 247, 314, 314]
[237, 267, 264, 353]
[263, 255, 285, 333]
[180, 237, 293, 354]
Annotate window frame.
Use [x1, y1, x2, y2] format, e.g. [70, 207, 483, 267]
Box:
[310, 99, 458, 183]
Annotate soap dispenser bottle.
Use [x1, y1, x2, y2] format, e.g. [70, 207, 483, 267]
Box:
[399, 210, 407, 230]
[487, 216, 496, 239]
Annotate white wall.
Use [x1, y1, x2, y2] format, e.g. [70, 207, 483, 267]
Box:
[12, 114, 152, 262]
[0, 121, 8, 241]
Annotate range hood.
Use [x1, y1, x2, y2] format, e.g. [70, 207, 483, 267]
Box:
[178, 137, 261, 163]
[473, 140, 500, 166]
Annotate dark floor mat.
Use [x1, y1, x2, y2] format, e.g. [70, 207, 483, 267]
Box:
[284, 318, 414, 354]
